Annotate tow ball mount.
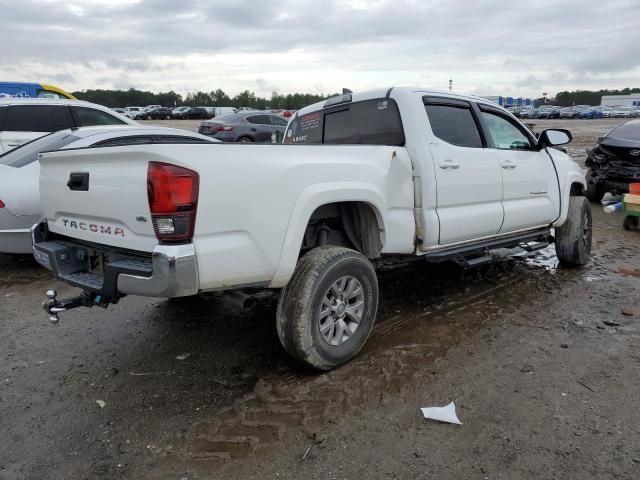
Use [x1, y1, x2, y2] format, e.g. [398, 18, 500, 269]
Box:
[43, 290, 114, 324]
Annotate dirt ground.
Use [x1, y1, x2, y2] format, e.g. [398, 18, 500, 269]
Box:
[1, 119, 639, 480]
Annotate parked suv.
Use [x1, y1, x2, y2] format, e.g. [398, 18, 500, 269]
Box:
[0, 99, 136, 153]
[198, 111, 289, 142]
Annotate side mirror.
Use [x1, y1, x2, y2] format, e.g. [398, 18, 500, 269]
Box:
[538, 128, 572, 149]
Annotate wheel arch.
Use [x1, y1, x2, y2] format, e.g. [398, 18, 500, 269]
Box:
[270, 183, 387, 288]
[553, 173, 587, 227]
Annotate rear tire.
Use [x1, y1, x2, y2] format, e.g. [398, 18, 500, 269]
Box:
[585, 170, 605, 202]
[276, 246, 378, 370]
[555, 196, 592, 266]
[238, 136, 253, 143]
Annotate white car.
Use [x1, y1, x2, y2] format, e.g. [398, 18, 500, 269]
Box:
[123, 107, 144, 119]
[0, 126, 219, 254]
[0, 98, 136, 153]
[33, 87, 590, 369]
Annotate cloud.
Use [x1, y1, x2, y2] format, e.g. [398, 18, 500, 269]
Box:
[0, 0, 638, 97]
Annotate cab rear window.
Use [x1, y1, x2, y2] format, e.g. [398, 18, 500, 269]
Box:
[285, 98, 404, 146]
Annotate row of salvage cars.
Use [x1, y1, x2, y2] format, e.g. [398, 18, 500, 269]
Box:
[1, 112, 640, 256]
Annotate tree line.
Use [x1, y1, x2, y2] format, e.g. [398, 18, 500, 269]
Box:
[72, 86, 640, 110]
[533, 87, 640, 107]
[72, 88, 338, 110]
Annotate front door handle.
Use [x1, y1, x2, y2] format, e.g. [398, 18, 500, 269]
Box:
[439, 160, 460, 170]
[501, 160, 517, 169]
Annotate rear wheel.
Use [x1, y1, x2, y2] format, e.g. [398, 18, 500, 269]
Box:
[276, 246, 378, 370]
[555, 196, 592, 266]
[585, 170, 605, 202]
[238, 136, 253, 143]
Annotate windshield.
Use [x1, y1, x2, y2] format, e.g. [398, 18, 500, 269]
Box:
[0, 131, 80, 168]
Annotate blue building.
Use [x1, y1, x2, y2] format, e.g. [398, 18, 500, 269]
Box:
[480, 96, 534, 107]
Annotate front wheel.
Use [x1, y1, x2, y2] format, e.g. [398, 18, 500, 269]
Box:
[276, 246, 379, 370]
[555, 196, 592, 266]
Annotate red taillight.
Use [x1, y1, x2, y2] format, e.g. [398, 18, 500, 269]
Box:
[147, 162, 199, 242]
[207, 123, 233, 132]
[0, 200, 4, 209]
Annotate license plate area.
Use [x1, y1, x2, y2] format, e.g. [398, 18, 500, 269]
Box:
[87, 250, 105, 274]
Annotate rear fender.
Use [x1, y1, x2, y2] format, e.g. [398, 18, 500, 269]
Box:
[270, 182, 386, 288]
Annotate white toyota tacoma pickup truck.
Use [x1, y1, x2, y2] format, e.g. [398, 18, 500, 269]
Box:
[33, 87, 591, 370]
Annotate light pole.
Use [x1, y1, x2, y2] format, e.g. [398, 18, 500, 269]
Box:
[449, 78, 453, 92]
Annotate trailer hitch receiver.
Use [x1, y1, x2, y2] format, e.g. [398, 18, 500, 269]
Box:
[43, 290, 107, 324]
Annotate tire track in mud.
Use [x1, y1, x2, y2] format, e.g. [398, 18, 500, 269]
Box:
[178, 268, 543, 469]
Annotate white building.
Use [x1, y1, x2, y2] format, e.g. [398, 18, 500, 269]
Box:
[600, 94, 640, 107]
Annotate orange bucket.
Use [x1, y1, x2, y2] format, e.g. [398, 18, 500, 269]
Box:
[630, 183, 640, 195]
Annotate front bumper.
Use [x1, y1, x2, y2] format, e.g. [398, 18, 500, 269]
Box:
[31, 223, 199, 298]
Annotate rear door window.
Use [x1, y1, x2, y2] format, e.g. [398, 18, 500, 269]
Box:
[72, 106, 126, 126]
[4, 105, 73, 132]
[424, 102, 483, 148]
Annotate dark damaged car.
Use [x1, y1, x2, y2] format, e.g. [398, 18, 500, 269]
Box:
[585, 119, 640, 201]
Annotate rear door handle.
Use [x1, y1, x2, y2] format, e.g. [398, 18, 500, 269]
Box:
[439, 160, 460, 170]
[8, 143, 21, 147]
[501, 160, 517, 169]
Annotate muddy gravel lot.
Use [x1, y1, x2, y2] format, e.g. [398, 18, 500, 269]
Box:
[1, 119, 639, 479]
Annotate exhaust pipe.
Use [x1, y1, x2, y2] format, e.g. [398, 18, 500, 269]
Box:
[224, 291, 256, 312]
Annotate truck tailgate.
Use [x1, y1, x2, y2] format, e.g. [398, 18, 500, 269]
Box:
[39, 147, 159, 252]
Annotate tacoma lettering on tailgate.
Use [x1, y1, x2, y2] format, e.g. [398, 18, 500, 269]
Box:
[61, 219, 125, 237]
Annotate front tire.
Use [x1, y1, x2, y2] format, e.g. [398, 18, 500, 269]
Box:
[555, 196, 592, 266]
[276, 246, 379, 370]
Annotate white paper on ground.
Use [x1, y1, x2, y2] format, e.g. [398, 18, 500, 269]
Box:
[421, 401, 462, 425]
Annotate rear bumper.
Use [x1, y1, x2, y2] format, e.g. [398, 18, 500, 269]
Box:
[32, 223, 199, 298]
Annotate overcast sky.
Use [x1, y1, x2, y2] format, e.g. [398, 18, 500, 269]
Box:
[1, 0, 638, 98]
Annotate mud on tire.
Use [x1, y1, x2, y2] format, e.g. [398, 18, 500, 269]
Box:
[276, 246, 378, 370]
[555, 196, 592, 266]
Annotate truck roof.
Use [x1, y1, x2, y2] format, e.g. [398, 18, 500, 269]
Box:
[296, 87, 504, 117]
